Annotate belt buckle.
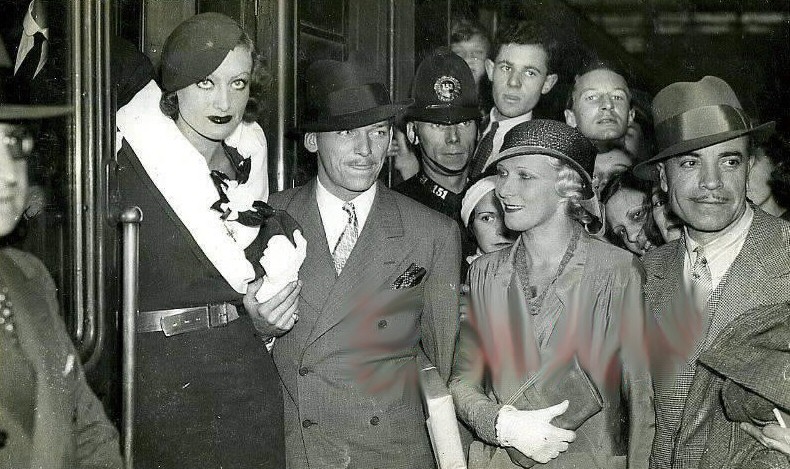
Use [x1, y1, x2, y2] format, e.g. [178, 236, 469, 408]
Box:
[160, 307, 209, 337]
[208, 303, 231, 328]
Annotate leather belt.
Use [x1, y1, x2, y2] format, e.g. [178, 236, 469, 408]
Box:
[136, 303, 240, 336]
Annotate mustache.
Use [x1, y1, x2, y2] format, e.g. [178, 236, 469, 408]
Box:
[689, 194, 731, 203]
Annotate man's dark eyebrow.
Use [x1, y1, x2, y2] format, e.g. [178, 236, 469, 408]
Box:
[678, 150, 743, 159]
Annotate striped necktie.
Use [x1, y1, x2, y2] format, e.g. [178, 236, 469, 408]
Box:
[332, 202, 358, 274]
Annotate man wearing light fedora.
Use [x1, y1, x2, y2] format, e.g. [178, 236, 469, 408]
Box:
[396, 48, 480, 260]
[634, 76, 790, 469]
[267, 59, 462, 469]
[0, 36, 123, 469]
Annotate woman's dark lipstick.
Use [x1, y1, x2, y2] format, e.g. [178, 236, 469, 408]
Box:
[208, 115, 232, 124]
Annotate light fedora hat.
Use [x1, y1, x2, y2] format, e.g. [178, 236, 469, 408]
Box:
[634, 76, 773, 178]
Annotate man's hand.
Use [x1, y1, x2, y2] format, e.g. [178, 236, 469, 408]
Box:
[741, 422, 790, 456]
[244, 278, 302, 339]
[497, 400, 575, 464]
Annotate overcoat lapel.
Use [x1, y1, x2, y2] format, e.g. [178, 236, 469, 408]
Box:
[306, 184, 407, 347]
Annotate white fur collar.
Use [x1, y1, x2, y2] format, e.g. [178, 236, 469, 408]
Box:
[116, 80, 268, 294]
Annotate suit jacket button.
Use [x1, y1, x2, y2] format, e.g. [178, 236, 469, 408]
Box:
[299, 367, 309, 376]
[302, 419, 315, 428]
[377, 320, 387, 329]
[370, 416, 380, 425]
[0, 429, 7, 448]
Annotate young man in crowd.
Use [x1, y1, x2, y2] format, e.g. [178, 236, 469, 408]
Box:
[634, 76, 790, 469]
[265, 59, 461, 469]
[467, 19, 559, 179]
[565, 62, 635, 149]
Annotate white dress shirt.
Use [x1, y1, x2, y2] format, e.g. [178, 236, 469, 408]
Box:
[316, 178, 377, 251]
[481, 108, 533, 170]
[683, 204, 754, 290]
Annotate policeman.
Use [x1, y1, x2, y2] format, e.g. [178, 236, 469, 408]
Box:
[395, 48, 480, 258]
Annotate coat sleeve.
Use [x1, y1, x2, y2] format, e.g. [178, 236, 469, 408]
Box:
[71, 358, 124, 469]
[34, 255, 124, 469]
[420, 218, 462, 382]
[448, 260, 504, 446]
[616, 258, 655, 469]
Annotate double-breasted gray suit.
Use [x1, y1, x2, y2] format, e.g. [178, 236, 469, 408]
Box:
[642, 208, 790, 469]
[268, 180, 461, 469]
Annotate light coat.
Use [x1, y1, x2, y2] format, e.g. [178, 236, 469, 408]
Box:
[450, 233, 654, 469]
[0, 248, 122, 469]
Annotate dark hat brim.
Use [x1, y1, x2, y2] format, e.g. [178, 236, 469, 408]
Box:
[407, 106, 480, 125]
[484, 145, 596, 200]
[298, 100, 412, 132]
[634, 121, 775, 179]
[0, 104, 72, 120]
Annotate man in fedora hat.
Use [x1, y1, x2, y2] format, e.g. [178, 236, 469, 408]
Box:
[396, 48, 480, 259]
[633, 76, 790, 469]
[0, 36, 122, 469]
[267, 59, 462, 469]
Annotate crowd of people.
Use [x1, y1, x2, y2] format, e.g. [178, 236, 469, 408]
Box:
[1, 7, 790, 469]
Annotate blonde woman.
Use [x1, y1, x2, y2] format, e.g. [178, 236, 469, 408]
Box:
[450, 120, 653, 469]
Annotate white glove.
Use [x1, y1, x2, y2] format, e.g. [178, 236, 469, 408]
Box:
[255, 230, 307, 302]
[496, 400, 576, 464]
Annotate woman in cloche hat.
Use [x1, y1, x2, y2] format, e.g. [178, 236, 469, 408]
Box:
[449, 119, 653, 468]
[115, 13, 301, 468]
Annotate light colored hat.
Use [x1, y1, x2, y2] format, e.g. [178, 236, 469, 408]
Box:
[634, 75, 774, 178]
[461, 176, 497, 226]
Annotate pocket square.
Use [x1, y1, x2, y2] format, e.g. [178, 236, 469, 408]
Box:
[391, 263, 427, 289]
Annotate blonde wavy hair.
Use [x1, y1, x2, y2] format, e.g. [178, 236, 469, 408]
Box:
[547, 157, 596, 228]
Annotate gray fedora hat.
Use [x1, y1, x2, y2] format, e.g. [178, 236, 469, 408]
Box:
[634, 76, 773, 179]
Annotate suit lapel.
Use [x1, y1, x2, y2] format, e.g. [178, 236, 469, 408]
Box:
[305, 184, 407, 347]
[650, 239, 685, 320]
[705, 209, 790, 345]
[285, 181, 337, 319]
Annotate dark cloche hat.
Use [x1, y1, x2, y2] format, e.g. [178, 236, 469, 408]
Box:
[299, 59, 412, 132]
[485, 119, 598, 199]
[160, 12, 245, 93]
[407, 48, 479, 125]
[634, 76, 774, 179]
[0, 36, 70, 120]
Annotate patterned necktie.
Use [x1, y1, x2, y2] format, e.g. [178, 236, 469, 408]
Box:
[468, 121, 499, 179]
[332, 202, 358, 275]
[691, 246, 713, 312]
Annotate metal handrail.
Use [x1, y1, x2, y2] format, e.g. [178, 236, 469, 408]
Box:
[120, 206, 142, 469]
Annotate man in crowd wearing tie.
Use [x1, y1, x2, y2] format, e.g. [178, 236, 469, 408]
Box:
[467, 19, 559, 179]
[633, 76, 790, 469]
[396, 49, 479, 259]
[266, 59, 461, 469]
